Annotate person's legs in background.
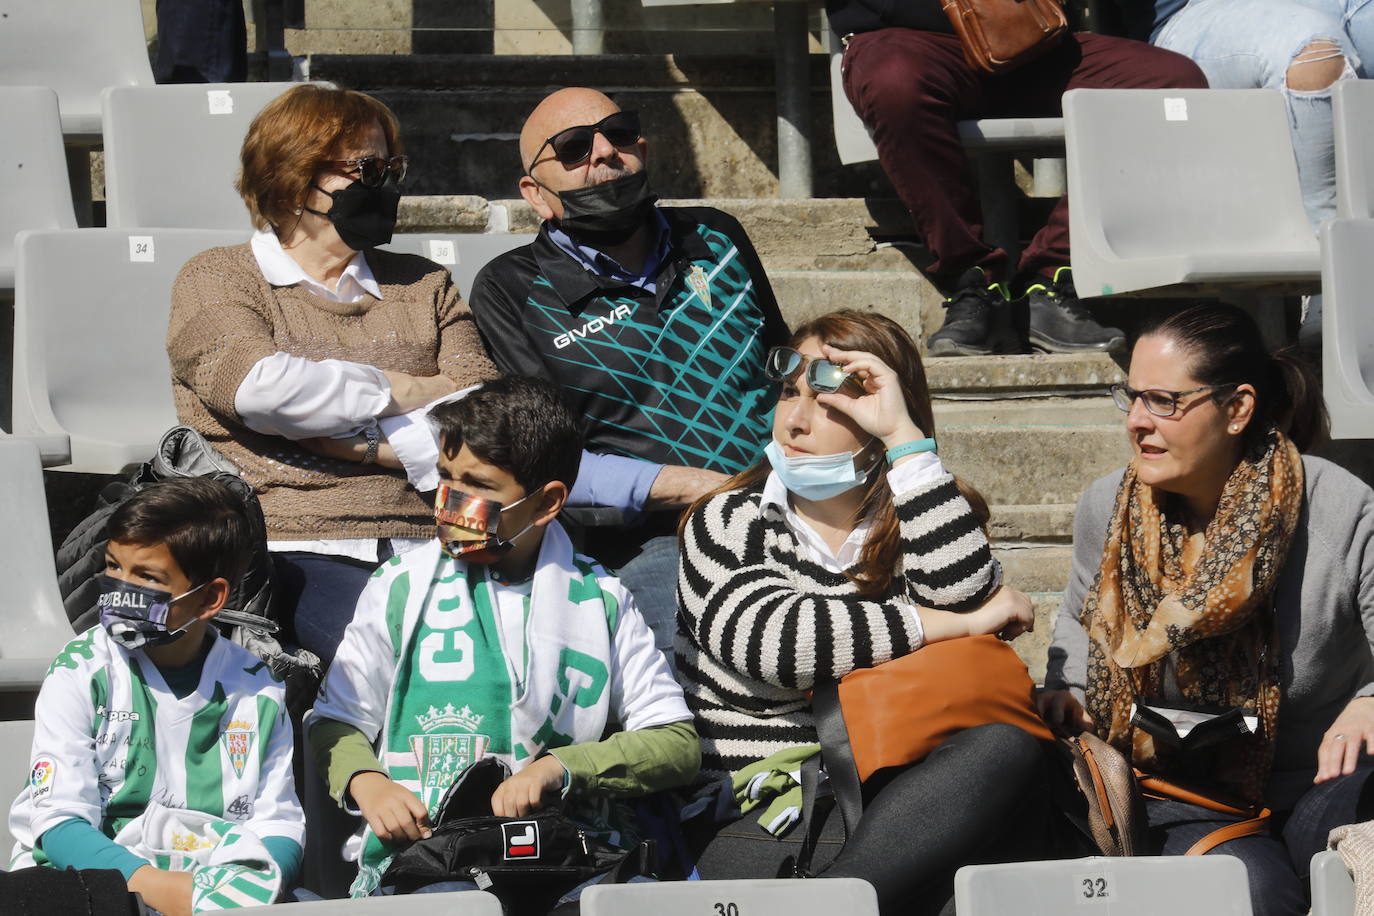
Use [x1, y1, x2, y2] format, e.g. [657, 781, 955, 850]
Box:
[601, 534, 681, 668]
[153, 0, 248, 83]
[1147, 796, 1307, 916]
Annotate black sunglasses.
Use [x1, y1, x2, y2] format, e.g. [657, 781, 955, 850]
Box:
[322, 155, 409, 188]
[531, 111, 642, 169]
[765, 346, 856, 394]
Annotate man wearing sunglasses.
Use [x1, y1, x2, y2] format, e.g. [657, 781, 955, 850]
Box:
[469, 87, 790, 656]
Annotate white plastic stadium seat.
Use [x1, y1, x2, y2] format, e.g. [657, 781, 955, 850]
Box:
[1064, 88, 1319, 298]
[580, 877, 879, 916]
[0, 438, 75, 690]
[0, 720, 37, 860]
[0, 0, 153, 138]
[0, 87, 78, 290]
[1321, 218, 1374, 439]
[237, 890, 503, 913]
[103, 83, 306, 230]
[1335, 79, 1374, 219]
[1311, 849, 1356, 916]
[10, 228, 252, 473]
[382, 233, 537, 300]
[955, 856, 1254, 916]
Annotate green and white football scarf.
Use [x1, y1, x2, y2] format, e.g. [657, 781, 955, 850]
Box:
[112, 804, 282, 910]
[350, 524, 619, 896]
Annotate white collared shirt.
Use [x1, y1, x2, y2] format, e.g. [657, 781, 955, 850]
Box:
[238, 230, 427, 562]
[760, 451, 946, 644]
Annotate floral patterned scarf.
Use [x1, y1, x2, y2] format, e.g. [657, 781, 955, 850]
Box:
[1081, 430, 1304, 804]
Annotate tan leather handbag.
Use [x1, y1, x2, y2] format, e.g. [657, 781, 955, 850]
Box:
[940, 0, 1068, 74]
[1061, 731, 1272, 856]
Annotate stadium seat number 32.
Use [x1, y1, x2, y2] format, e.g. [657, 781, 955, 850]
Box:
[1076, 874, 1111, 902]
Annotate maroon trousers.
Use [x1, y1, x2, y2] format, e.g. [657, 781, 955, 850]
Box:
[841, 29, 1207, 290]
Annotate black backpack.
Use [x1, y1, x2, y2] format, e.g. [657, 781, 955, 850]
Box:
[0, 867, 147, 915]
[54, 426, 320, 690]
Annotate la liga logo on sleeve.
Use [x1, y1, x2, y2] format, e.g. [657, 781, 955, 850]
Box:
[29, 757, 55, 800]
[501, 821, 540, 860]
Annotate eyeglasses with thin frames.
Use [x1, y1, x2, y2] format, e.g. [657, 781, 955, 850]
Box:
[1109, 382, 1236, 418]
[321, 154, 409, 188]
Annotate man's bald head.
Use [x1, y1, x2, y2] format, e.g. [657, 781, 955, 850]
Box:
[519, 88, 622, 174]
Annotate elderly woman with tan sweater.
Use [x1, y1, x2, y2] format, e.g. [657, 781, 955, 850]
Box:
[166, 84, 497, 666]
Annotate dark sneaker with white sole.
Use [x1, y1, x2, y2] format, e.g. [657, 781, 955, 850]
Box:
[927, 267, 1022, 356]
[1024, 267, 1126, 354]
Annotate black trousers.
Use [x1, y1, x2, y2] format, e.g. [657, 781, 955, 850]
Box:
[154, 0, 247, 83]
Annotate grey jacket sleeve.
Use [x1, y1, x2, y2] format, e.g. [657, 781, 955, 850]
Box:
[1043, 470, 1122, 697]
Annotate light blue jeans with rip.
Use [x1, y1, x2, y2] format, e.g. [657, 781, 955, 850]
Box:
[1155, 0, 1374, 230]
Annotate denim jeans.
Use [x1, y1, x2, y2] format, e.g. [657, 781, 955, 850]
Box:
[1155, 0, 1374, 228]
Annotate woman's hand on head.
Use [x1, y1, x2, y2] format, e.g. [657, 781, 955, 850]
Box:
[1036, 689, 1095, 737]
[1315, 696, 1374, 783]
[814, 345, 925, 449]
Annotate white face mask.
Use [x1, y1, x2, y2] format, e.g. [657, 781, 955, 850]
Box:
[764, 439, 878, 502]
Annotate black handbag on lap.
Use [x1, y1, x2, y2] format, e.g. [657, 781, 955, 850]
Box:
[380, 758, 655, 914]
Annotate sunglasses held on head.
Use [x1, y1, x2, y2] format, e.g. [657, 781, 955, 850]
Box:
[322, 154, 409, 188]
[765, 346, 859, 394]
[529, 111, 643, 170]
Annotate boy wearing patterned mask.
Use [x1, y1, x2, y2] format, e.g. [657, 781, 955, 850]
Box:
[9, 478, 305, 913]
[307, 375, 698, 897]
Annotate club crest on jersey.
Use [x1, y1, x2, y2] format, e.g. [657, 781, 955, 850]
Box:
[688, 264, 711, 309]
[221, 720, 255, 779]
[502, 821, 540, 860]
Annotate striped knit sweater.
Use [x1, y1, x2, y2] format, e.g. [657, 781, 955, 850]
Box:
[675, 473, 1000, 780]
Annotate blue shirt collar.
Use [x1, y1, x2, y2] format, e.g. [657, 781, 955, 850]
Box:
[546, 209, 673, 294]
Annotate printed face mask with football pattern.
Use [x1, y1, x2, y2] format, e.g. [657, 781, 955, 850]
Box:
[434, 483, 536, 565]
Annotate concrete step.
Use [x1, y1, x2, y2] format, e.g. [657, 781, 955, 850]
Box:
[927, 352, 1125, 396]
[942, 424, 1130, 507]
[311, 53, 860, 200]
[1010, 594, 1063, 684]
[398, 196, 923, 273]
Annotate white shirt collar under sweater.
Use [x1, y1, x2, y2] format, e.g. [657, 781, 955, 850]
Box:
[759, 450, 946, 573]
[250, 228, 382, 302]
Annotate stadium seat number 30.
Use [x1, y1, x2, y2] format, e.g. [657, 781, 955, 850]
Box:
[713, 904, 740, 916]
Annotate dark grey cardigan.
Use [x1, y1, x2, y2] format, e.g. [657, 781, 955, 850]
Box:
[1045, 456, 1374, 810]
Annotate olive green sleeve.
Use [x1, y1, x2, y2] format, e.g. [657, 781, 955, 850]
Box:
[548, 720, 701, 799]
[309, 718, 387, 810]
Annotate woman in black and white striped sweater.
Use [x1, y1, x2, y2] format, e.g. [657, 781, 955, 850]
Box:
[676, 311, 1052, 914]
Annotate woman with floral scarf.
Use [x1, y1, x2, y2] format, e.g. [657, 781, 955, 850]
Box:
[1040, 304, 1374, 916]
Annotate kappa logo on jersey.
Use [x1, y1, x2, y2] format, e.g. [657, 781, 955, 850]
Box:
[502, 821, 540, 860]
[29, 758, 55, 800]
[553, 303, 633, 349]
[221, 720, 256, 778]
[96, 704, 140, 722]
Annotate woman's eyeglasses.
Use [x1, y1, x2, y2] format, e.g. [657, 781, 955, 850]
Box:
[531, 111, 642, 169]
[765, 346, 855, 394]
[322, 155, 409, 188]
[1110, 382, 1235, 418]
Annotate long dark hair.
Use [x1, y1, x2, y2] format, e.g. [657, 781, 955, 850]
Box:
[682, 310, 990, 597]
[1142, 304, 1328, 452]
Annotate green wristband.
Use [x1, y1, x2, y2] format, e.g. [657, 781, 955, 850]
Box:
[886, 438, 937, 463]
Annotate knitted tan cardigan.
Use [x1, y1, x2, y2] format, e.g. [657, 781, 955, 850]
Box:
[166, 243, 498, 541]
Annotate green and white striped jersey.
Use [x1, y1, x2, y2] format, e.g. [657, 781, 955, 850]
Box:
[8, 626, 304, 868]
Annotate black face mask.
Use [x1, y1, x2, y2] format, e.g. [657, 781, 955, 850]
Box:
[306, 174, 401, 251]
[550, 170, 657, 247]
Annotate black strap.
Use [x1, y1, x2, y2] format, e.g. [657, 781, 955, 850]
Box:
[812, 679, 864, 835]
[793, 753, 825, 877]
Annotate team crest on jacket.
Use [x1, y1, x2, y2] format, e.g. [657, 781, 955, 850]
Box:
[222, 720, 255, 778]
[411, 703, 490, 790]
[688, 264, 711, 309]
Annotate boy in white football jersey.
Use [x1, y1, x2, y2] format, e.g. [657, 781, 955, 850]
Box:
[308, 376, 699, 896]
[9, 478, 305, 913]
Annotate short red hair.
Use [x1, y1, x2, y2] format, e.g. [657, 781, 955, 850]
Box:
[237, 84, 403, 233]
